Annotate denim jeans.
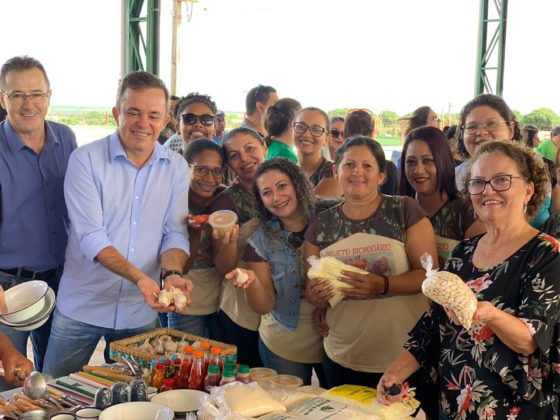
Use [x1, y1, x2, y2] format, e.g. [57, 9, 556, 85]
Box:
[167, 311, 221, 341]
[258, 337, 327, 387]
[0, 266, 63, 390]
[43, 308, 157, 378]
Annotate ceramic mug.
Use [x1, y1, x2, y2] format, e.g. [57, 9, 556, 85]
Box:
[75, 408, 101, 420]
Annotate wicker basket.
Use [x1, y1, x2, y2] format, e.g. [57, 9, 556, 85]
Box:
[109, 327, 237, 364]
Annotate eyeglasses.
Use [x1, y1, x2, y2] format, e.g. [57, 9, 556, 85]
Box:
[330, 129, 343, 138]
[465, 174, 524, 195]
[189, 165, 223, 179]
[293, 122, 327, 137]
[1, 91, 49, 105]
[181, 113, 215, 126]
[462, 120, 507, 134]
[431, 115, 439, 121]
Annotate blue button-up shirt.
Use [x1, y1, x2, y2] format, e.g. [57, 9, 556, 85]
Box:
[57, 132, 190, 329]
[0, 119, 77, 271]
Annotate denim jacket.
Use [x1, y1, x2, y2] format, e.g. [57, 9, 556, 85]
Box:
[246, 219, 304, 331]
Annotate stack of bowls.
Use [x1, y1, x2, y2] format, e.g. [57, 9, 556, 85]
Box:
[0, 281, 56, 331]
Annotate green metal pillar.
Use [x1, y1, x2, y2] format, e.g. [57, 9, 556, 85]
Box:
[475, 0, 508, 96]
[126, 0, 160, 75]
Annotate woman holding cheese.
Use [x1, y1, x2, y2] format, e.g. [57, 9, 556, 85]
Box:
[226, 158, 334, 385]
[210, 127, 268, 367]
[398, 126, 486, 264]
[304, 135, 438, 389]
[378, 141, 560, 419]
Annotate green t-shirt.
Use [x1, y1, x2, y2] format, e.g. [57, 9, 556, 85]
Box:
[536, 140, 557, 162]
[266, 140, 298, 163]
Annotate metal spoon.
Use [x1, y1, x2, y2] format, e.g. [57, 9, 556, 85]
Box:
[23, 372, 64, 410]
[23, 372, 47, 400]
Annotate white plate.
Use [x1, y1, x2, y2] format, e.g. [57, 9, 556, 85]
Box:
[2, 288, 55, 330]
[100, 401, 174, 420]
[0, 280, 48, 323]
[151, 389, 205, 413]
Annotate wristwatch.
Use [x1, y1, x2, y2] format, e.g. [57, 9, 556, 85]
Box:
[161, 269, 182, 280]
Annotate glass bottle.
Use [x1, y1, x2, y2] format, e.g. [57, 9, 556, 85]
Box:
[163, 359, 173, 379]
[209, 346, 223, 372]
[187, 350, 205, 391]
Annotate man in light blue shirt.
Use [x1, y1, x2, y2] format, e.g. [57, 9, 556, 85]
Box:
[0, 56, 77, 386]
[44, 71, 192, 378]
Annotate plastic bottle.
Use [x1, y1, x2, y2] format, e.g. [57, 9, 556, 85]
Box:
[187, 350, 205, 391]
[224, 361, 236, 374]
[177, 346, 194, 389]
[235, 365, 252, 384]
[209, 346, 224, 372]
[219, 368, 236, 386]
[160, 378, 176, 392]
[153, 363, 165, 391]
[203, 365, 222, 392]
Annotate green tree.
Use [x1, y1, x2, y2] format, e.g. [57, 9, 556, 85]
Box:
[328, 108, 350, 117]
[521, 108, 560, 130]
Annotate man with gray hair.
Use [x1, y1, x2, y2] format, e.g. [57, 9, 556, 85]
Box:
[44, 71, 192, 378]
[0, 56, 77, 385]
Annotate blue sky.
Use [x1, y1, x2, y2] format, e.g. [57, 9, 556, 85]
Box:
[3, 0, 559, 115]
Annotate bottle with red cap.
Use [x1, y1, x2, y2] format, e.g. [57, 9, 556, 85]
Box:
[187, 350, 205, 391]
[209, 346, 224, 372]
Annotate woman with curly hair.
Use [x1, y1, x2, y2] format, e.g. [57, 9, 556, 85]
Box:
[224, 158, 334, 385]
[379, 141, 560, 419]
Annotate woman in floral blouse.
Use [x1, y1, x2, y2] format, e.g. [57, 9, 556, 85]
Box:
[378, 141, 560, 419]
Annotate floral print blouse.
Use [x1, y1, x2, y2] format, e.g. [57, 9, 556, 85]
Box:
[405, 233, 560, 420]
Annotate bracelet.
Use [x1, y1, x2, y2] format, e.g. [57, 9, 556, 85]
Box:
[161, 269, 183, 280]
[380, 275, 389, 295]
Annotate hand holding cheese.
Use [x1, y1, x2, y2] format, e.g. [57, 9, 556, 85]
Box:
[307, 256, 369, 307]
[225, 267, 254, 289]
[420, 253, 477, 329]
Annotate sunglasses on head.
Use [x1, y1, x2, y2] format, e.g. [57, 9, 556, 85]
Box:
[330, 129, 343, 138]
[181, 113, 215, 126]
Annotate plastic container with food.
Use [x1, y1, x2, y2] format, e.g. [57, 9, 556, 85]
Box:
[270, 374, 303, 390]
[208, 210, 238, 236]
